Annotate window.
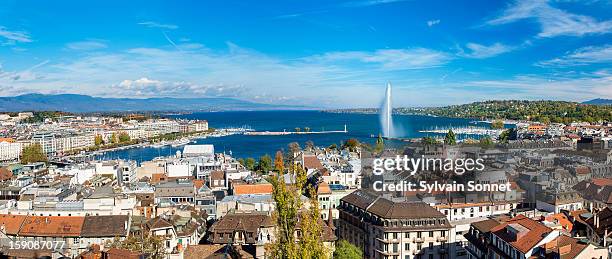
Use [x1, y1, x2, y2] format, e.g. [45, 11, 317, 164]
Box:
[429, 231, 433, 237]
[405, 243, 410, 250]
[417, 232, 422, 238]
[429, 242, 433, 249]
[441, 231, 446, 237]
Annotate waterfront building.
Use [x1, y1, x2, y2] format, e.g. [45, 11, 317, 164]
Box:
[0, 140, 21, 163]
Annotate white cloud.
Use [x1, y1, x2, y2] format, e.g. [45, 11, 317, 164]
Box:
[114, 77, 243, 98]
[137, 21, 178, 30]
[464, 70, 612, 100]
[486, 0, 612, 37]
[427, 19, 440, 27]
[0, 26, 32, 44]
[460, 42, 514, 58]
[65, 40, 108, 51]
[537, 44, 612, 66]
[310, 48, 452, 70]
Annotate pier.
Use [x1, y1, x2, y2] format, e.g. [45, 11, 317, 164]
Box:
[244, 125, 348, 136]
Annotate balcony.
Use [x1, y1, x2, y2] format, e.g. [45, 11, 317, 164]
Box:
[413, 237, 424, 243]
[374, 248, 400, 256]
[437, 236, 448, 242]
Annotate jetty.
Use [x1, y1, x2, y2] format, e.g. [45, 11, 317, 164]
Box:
[244, 125, 348, 136]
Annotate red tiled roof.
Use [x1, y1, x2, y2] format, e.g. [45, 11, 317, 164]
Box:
[303, 155, 324, 170]
[490, 215, 553, 254]
[317, 182, 332, 195]
[0, 167, 13, 182]
[591, 178, 612, 186]
[193, 179, 205, 190]
[19, 216, 85, 237]
[545, 213, 573, 232]
[0, 214, 27, 235]
[232, 183, 273, 195]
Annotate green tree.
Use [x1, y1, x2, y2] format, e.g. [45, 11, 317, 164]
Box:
[267, 151, 327, 259]
[21, 143, 48, 164]
[118, 132, 131, 143]
[257, 154, 273, 173]
[491, 120, 505, 129]
[295, 127, 301, 133]
[245, 157, 256, 171]
[444, 129, 456, 145]
[94, 134, 104, 146]
[342, 138, 360, 152]
[498, 129, 514, 144]
[375, 134, 384, 153]
[304, 127, 311, 133]
[106, 233, 166, 259]
[421, 136, 438, 145]
[334, 240, 363, 259]
[110, 132, 118, 144]
[328, 143, 337, 150]
[479, 136, 494, 148]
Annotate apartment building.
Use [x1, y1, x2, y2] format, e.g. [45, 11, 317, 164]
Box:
[31, 131, 95, 155]
[0, 140, 21, 163]
[338, 189, 455, 259]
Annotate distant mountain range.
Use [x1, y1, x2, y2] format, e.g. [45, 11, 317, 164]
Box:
[582, 98, 612, 105]
[0, 94, 302, 113]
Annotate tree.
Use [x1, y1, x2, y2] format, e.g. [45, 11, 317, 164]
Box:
[274, 151, 285, 173]
[106, 233, 166, 259]
[375, 134, 384, 153]
[94, 134, 104, 146]
[295, 127, 301, 133]
[328, 143, 337, 150]
[245, 157, 256, 171]
[118, 132, 131, 143]
[110, 132, 118, 144]
[288, 142, 301, 156]
[444, 129, 456, 145]
[267, 152, 327, 259]
[305, 140, 315, 151]
[257, 154, 273, 173]
[479, 136, 494, 148]
[342, 138, 360, 152]
[421, 136, 438, 145]
[498, 129, 514, 144]
[334, 240, 363, 259]
[304, 127, 311, 133]
[491, 120, 505, 129]
[21, 143, 48, 164]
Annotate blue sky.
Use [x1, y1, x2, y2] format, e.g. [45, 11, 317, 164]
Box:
[0, 0, 610, 108]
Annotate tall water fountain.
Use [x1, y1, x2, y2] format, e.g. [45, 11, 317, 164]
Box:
[380, 83, 394, 138]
